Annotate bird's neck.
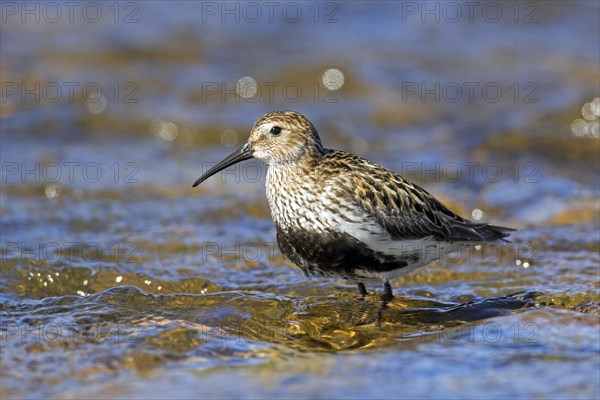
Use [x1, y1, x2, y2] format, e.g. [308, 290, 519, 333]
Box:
[270, 143, 325, 170]
[267, 155, 320, 183]
[265, 152, 323, 231]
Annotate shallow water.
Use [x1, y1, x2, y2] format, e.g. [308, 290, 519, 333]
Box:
[1, 2, 599, 399]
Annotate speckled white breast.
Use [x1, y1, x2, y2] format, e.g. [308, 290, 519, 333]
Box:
[265, 164, 334, 232]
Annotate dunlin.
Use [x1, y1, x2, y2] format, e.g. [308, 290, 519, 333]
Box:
[193, 111, 514, 301]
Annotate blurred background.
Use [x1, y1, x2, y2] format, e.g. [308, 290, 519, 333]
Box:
[1, 1, 599, 399]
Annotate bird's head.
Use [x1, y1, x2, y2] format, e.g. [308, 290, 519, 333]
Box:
[193, 111, 324, 187]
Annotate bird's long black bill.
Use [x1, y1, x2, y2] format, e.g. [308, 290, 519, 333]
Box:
[192, 143, 253, 187]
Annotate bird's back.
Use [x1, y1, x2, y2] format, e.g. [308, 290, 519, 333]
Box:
[316, 149, 513, 243]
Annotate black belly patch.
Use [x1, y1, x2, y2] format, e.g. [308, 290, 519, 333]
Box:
[275, 227, 420, 279]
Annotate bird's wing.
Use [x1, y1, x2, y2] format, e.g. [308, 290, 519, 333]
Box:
[319, 150, 513, 242]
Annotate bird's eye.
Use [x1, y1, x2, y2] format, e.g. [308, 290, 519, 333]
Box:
[270, 126, 282, 136]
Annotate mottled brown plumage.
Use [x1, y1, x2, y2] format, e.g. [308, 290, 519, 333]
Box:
[194, 111, 514, 300]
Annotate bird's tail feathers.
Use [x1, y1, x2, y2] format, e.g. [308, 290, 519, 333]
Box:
[448, 221, 516, 243]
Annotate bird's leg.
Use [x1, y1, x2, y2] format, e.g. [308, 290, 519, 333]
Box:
[381, 280, 394, 303]
[357, 282, 368, 297]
